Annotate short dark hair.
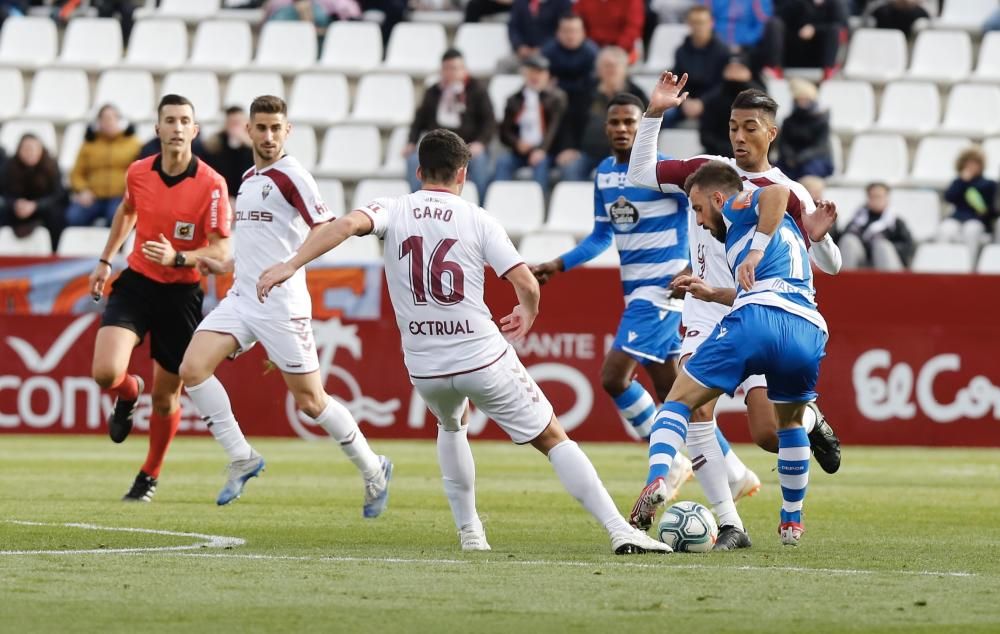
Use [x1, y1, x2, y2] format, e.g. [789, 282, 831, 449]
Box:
[559, 11, 583, 24]
[418, 129, 471, 184]
[249, 95, 287, 118]
[157, 94, 195, 119]
[683, 160, 744, 197]
[607, 92, 645, 113]
[224, 105, 245, 117]
[866, 182, 889, 195]
[730, 89, 779, 121]
[686, 5, 711, 19]
[442, 48, 463, 62]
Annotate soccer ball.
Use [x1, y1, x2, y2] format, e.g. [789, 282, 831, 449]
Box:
[657, 501, 718, 553]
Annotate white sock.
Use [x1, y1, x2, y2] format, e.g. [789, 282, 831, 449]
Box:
[802, 404, 817, 434]
[436, 425, 481, 531]
[311, 398, 381, 480]
[687, 421, 743, 531]
[548, 440, 631, 535]
[186, 375, 254, 462]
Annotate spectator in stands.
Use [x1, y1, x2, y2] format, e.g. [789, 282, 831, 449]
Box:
[672, 5, 730, 125]
[203, 106, 255, 208]
[986, 7, 1000, 32]
[464, 0, 513, 22]
[574, 0, 645, 64]
[544, 13, 598, 180]
[838, 182, 915, 271]
[0, 1, 27, 29]
[506, 0, 573, 71]
[0, 134, 66, 251]
[565, 47, 648, 182]
[706, 0, 785, 77]
[776, 78, 833, 180]
[939, 147, 997, 252]
[265, 0, 361, 46]
[66, 104, 140, 227]
[798, 174, 825, 203]
[403, 48, 496, 196]
[360, 0, 408, 45]
[698, 53, 765, 157]
[776, 0, 848, 79]
[494, 54, 567, 194]
[864, 0, 930, 37]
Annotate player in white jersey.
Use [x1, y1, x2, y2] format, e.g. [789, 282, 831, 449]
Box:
[258, 129, 670, 554]
[177, 96, 392, 513]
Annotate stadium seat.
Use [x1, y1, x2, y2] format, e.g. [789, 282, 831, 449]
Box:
[908, 137, 972, 188]
[983, 137, 1000, 179]
[971, 31, 1000, 83]
[316, 125, 381, 179]
[349, 74, 414, 127]
[0, 119, 56, 156]
[189, 20, 253, 73]
[283, 123, 317, 171]
[482, 181, 544, 239]
[0, 68, 23, 119]
[149, 0, 221, 22]
[0, 16, 58, 69]
[843, 29, 907, 83]
[57, 227, 112, 257]
[519, 233, 577, 264]
[658, 129, 703, 159]
[976, 244, 1000, 274]
[381, 22, 447, 77]
[122, 19, 187, 72]
[24, 69, 89, 123]
[631, 75, 659, 101]
[830, 133, 844, 175]
[0, 226, 51, 256]
[546, 182, 595, 237]
[254, 21, 317, 73]
[765, 77, 792, 122]
[55, 18, 122, 71]
[161, 71, 221, 122]
[824, 186, 866, 231]
[380, 126, 410, 179]
[460, 181, 480, 206]
[94, 70, 155, 123]
[911, 242, 973, 273]
[315, 21, 383, 76]
[889, 189, 942, 242]
[581, 241, 620, 267]
[837, 133, 909, 186]
[453, 23, 511, 76]
[643, 23, 689, 72]
[818, 80, 875, 134]
[906, 30, 972, 83]
[58, 122, 86, 175]
[288, 73, 349, 126]
[935, 0, 996, 31]
[352, 179, 411, 209]
[488, 74, 523, 122]
[939, 84, 1000, 137]
[315, 179, 346, 217]
[316, 235, 383, 265]
[225, 72, 285, 111]
[873, 81, 940, 136]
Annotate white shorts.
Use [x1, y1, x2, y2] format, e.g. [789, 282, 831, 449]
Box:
[197, 296, 320, 374]
[411, 347, 554, 445]
[678, 321, 766, 397]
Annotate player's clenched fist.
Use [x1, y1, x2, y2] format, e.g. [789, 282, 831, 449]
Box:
[89, 260, 112, 301]
[530, 259, 563, 285]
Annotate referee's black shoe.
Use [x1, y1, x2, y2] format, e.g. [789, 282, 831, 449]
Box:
[807, 402, 841, 474]
[108, 375, 144, 444]
[713, 525, 752, 551]
[122, 471, 157, 502]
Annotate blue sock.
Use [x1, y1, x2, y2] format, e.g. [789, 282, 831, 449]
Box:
[777, 426, 810, 525]
[612, 381, 657, 439]
[647, 401, 689, 485]
[714, 425, 732, 456]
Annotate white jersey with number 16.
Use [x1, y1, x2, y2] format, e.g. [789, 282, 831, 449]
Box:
[360, 189, 524, 379]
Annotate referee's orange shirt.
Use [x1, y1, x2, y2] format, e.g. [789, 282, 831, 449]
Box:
[124, 155, 231, 284]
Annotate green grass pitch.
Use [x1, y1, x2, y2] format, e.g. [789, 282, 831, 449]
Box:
[2, 436, 999, 633]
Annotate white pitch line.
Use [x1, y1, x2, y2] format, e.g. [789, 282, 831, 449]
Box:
[1, 520, 245, 555]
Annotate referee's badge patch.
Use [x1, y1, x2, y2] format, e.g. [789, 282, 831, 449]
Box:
[174, 221, 195, 240]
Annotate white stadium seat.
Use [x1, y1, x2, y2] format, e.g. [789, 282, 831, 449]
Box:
[546, 182, 595, 238]
[818, 80, 875, 134]
[873, 81, 939, 136]
[644, 23, 689, 72]
[315, 179, 346, 217]
[94, 70, 155, 122]
[57, 227, 112, 257]
[189, 20, 253, 73]
[59, 122, 86, 175]
[482, 181, 544, 239]
[972, 32, 1000, 83]
[122, 19, 187, 72]
[837, 133, 909, 186]
[350, 74, 414, 127]
[316, 125, 381, 179]
[906, 30, 972, 83]
[582, 241, 620, 267]
[488, 74, 522, 122]
[224, 72, 285, 111]
[935, 0, 997, 31]
[381, 22, 447, 76]
[288, 73, 349, 126]
[631, 75, 659, 101]
[352, 179, 411, 209]
[55, 18, 122, 70]
[283, 123, 317, 171]
[983, 137, 1000, 180]
[911, 243, 973, 274]
[161, 71, 221, 123]
[0, 16, 58, 69]
[976, 244, 1000, 274]
[0, 119, 56, 156]
[316, 235, 383, 265]
[824, 186, 866, 231]
[24, 69, 89, 123]
[658, 128, 703, 159]
[380, 126, 410, 179]
[844, 29, 907, 83]
[0, 226, 51, 256]
[519, 233, 577, 264]
[765, 77, 792, 122]
[0, 68, 23, 119]
[460, 181, 480, 206]
[316, 21, 383, 76]
[908, 137, 972, 188]
[830, 132, 844, 175]
[453, 23, 511, 76]
[254, 21, 317, 73]
[890, 189, 942, 242]
[939, 84, 1000, 137]
[152, 0, 221, 22]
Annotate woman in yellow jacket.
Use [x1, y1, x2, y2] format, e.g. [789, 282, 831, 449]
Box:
[66, 104, 141, 226]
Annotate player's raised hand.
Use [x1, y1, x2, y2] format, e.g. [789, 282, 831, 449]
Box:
[196, 256, 233, 276]
[647, 71, 689, 117]
[737, 250, 763, 292]
[256, 262, 294, 303]
[802, 200, 838, 241]
[530, 260, 561, 285]
[89, 260, 112, 301]
[500, 304, 535, 343]
[141, 233, 177, 266]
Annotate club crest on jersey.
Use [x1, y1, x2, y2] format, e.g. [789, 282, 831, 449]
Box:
[261, 183, 273, 200]
[610, 196, 639, 229]
[174, 221, 195, 240]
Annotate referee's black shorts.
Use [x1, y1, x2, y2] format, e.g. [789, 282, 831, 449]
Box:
[101, 268, 204, 374]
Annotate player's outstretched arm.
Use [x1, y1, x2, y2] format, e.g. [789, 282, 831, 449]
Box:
[736, 185, 790, 291]
[627, 71, 689, 192]
[804, 200, 843, 275]
[670, 274, 736, 306]
[499, 264, 540, 343]
[89, 199, 137, 300]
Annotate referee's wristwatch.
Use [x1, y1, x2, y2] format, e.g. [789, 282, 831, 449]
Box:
[173, 252, 187, 267]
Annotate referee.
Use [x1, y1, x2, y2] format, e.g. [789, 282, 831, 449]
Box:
[88, 94, 232, 502]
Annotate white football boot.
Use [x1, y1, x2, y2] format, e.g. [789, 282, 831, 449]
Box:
[459, 524, 491, 551]
[664, 454, 694, 501]
[731, 468, 761, 503]
[611, 527, 673, 555]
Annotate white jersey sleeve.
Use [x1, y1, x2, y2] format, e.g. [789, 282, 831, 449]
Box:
[358, 197, 397, 239]
[271, 162, 334, 226]
[480, 214, 523, 277]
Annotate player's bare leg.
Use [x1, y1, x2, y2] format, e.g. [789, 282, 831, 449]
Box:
[92, 325, 143, 443]
[601, 350, 656, 439]
[123, 361, 182, 502]
[774, 402, 811, 546]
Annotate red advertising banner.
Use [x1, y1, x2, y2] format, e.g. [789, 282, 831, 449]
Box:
[1, 265, 999, 447]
